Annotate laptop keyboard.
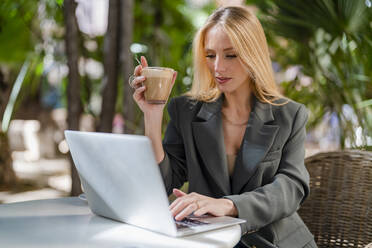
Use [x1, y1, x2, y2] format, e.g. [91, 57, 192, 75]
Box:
[175, 217, 209, 229]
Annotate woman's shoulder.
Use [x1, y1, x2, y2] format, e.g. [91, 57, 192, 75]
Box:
[271, 97, 308, 120]
[166, 96, 204, 122]
[272, 97, 307, 111]
[168, 95, 202, 112]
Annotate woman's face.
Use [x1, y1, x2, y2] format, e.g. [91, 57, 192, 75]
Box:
[204, 25, 250, 94]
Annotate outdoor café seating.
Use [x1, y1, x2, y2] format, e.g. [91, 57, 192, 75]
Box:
[298, 150, 372, 248]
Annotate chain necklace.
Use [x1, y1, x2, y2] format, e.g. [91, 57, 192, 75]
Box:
[221, 112, 248, 126]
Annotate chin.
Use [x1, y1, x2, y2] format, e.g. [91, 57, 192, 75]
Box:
[218, 81, 249, 95]
[217, 85, 235, 94]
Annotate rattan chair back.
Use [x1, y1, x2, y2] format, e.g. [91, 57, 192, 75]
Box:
[298, 150, 372, 247]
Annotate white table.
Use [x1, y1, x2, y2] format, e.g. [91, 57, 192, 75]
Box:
[0, 197, 242, 248]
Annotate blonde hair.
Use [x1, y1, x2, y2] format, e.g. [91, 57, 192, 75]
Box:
[186, 6, 284, 104]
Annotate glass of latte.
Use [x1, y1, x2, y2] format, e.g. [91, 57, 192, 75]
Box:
[139, 67, 174, 104]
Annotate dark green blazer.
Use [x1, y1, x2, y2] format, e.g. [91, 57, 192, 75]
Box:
[159, 95, 315, 247]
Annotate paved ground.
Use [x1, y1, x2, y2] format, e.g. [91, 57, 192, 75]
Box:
[0, 155, 70, 204]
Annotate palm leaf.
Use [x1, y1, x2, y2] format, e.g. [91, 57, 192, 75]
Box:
[253, 0, 372, 147]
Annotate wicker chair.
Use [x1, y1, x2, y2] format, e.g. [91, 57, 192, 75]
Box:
[298, 150, 372, 247]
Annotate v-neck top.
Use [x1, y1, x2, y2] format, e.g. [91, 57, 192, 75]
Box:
[226, 154, 237, 176]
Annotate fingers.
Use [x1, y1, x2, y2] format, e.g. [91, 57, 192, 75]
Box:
[130, 75, 145, 89]
[134, 65, 142, 76]
[169, 190, 190, 210]
[173, 188, 186, 197]
[174, 203, 198, 221]
[169, 192, 224, 220]
[169, 192, 202, 220]
[193, 204, 208, 217]
[171, 71, 178, 86]
[141, 56, 148, 67]
[133, 85, 146, 102]
[134, 56, 148, 76]
[170, 196, 195, 218]
[169, 197, 183, 211]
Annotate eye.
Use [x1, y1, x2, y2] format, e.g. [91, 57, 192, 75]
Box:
[206, 54, 216, 58]
[226, 54, 237, 59]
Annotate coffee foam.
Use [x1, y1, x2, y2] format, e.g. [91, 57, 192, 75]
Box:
[142, 67, 174, 78]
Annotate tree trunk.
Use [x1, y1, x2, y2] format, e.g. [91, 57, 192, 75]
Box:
[64, 0, 82, 196]
[0, 70, 9, 117]
[0, 70, 17, 188]
[98, 0, 121, 133]
[120, 0, 136, 134]
[0, 132, 16, 188]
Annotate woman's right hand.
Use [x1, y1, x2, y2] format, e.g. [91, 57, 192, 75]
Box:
[131, 56, 176, 163]
[131, 56, 177, 115]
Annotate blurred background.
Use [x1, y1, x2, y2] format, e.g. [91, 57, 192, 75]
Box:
[0, 0, 371, 203]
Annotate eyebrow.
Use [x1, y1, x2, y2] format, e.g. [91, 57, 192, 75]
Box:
[205, 47, 235, 52]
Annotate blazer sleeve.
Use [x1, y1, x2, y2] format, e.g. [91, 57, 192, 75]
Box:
[224, 104, 310, 233]
[158, 98, 188, 195]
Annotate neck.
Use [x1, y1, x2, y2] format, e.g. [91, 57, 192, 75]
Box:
[223, 90, 252, 115]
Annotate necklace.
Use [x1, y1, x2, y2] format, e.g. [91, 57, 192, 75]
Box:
[221, 112, 248, 126]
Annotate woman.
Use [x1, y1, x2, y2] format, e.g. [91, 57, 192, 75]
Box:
[131, 6, 316, 248]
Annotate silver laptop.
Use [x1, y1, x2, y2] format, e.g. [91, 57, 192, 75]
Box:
[64, 130, 245, 237]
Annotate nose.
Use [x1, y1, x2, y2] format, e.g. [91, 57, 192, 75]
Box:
[214, 56, 226, 73]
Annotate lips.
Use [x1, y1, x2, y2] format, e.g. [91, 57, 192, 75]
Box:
[215, 76, 232, 84]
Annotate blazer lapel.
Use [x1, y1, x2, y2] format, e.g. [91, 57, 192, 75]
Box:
[231, 98, 279, 193]
[191, 96, 231, 196]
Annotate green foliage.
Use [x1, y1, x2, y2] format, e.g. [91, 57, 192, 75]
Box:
[0, 0, 38, 63]
[0, 0, 218, 135]
[250, 0, 372, 148]
[0, 0, 61, 131]
[132, 0, 216, 131]
[55, 0, 64, 7]
[133, 0, 194, 87]
[44, 0, 65, 25]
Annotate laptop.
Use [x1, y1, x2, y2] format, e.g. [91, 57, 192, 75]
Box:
[64, 130, 246, 237]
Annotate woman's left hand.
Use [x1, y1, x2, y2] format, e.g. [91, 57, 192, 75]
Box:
[170, 188, 238, 221]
